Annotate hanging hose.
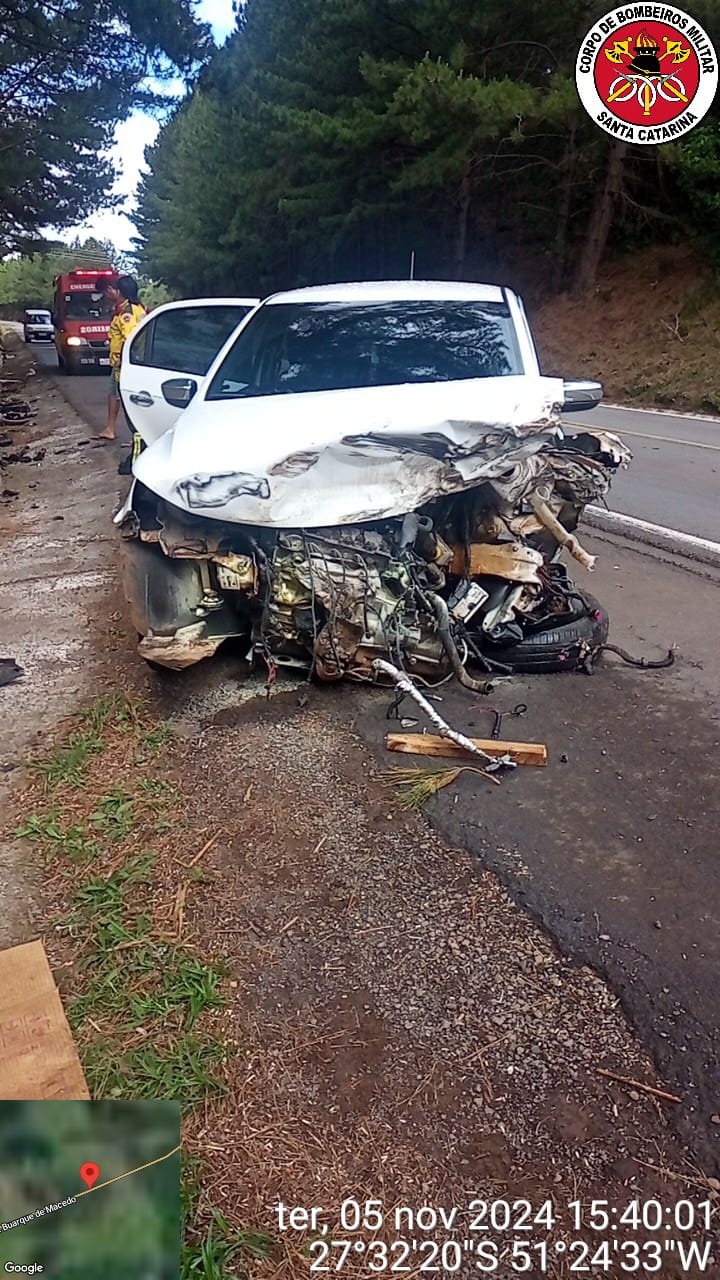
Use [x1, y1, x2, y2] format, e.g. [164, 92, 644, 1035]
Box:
[424, 592, 493, 695]
[597, 643, 675, 670]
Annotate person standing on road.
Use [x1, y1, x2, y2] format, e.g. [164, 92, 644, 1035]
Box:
[94, 275, 147, 443]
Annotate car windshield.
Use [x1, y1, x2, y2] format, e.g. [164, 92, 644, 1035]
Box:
[206, 300, 522, 399]
[27, 312, 51, 323]
[63, 292, 114, 321]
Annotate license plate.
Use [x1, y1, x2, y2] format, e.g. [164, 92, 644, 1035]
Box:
[99, 358, 110, 366]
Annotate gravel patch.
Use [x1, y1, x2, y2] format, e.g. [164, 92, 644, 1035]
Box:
[170, 689, 718, 1276]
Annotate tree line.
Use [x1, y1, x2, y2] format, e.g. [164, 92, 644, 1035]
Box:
[0, 238, 171, 317]
[133, 0, 720, 300]
[0, 0, 211, 255]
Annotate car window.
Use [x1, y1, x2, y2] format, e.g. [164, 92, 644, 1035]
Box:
[130, 305, 253, 377]
[26, 312, 50, 323]
[62, 293, 115, 320]
[206, 301, 522, 400]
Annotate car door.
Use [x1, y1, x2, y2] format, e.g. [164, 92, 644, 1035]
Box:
[119, 298, 259, 444]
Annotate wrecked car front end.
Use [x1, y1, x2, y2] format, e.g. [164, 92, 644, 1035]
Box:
[115, 375, 630, 679]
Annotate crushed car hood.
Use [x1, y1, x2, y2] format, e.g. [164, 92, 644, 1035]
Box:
[133, 375, 565, 528]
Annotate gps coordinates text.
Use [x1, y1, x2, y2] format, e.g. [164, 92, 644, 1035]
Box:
[275, 1197, 717, 1273]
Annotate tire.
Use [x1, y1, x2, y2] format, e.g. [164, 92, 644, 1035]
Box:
[482, 592, 609, 673]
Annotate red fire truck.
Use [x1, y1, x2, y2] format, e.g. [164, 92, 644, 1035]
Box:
[52, 267, 119, 374]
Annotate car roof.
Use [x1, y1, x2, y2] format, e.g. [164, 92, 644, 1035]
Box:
[263, 280, 508, 305]
[150, 297, 260, 310]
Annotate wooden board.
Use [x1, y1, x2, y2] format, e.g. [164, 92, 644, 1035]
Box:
[385, 732, 547, 767]
[0, 940, 90, 1099]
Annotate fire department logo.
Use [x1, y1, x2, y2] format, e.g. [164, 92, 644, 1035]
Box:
[576, 5, 717, 144]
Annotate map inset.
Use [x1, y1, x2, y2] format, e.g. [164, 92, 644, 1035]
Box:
[0, 1101, 180, 1278]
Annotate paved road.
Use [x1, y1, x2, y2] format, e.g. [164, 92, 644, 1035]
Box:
[564, 404, 720, 541]
[33, 342, 719, 541]
[32, 344, 132, 441]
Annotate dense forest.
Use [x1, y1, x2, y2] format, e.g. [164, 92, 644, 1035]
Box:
[0, 0, 212, 251]
[134, 0, 720, 300]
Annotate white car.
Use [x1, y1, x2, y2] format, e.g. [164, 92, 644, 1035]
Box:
[117, 282, 628, 674]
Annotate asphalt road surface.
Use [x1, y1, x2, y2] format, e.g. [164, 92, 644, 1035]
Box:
[33, 344, 133, 443]
[33, 342, 719, 542]
[565, 404, 720, 542]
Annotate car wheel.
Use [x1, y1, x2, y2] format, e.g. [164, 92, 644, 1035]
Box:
[482, 592, 609, 673]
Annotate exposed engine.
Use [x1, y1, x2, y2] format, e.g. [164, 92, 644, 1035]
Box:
[119, 427, 631, 678]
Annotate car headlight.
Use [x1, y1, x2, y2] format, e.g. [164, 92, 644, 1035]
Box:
[66, 336, 85, 347]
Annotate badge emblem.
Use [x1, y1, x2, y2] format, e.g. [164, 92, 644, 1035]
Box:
[576, 6, 717, 144]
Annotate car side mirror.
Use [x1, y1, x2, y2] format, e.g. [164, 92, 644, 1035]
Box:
[161, 377, 198, 409]
[561, 378, 602, 413]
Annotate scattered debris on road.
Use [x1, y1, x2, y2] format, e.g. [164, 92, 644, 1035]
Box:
[596, 1067, 682, 1105]
[0, 659, 23, 688]
[1, 447, 45, 464]
[373, 658, 502, 764]
[385, 730, 547, 767]
[0, 397, 34, 425]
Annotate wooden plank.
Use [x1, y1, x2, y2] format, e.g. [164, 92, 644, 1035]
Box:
[385, 732, 547, 767]
[0, 940, 90, 1099]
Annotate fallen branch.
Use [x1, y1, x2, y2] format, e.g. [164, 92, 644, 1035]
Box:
[373, 659, 514, 770]
[597, 1067, 681, 1104]
[632, 1158, 717, 1191]
[661, 313, 685, 343]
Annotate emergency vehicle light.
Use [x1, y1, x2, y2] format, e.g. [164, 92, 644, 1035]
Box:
[71, 269, 114, 277]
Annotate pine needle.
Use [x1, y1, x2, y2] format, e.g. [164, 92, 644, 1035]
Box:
[379, 764, 499, 808]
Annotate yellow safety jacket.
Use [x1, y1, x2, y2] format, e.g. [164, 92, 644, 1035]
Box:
[109, 301, 147, 368]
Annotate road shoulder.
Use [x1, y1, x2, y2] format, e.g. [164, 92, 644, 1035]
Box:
[0, 340, 140, 948]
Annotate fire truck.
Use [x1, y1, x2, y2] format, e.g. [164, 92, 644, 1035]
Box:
[52, 267, 119, 374]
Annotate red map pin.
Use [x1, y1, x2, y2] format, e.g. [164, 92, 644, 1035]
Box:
[79, 1162, 100, 1190]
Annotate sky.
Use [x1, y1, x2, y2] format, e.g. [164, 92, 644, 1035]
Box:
[61, 0, 237, 257]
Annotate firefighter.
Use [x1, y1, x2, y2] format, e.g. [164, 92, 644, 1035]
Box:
[94, 275, 146, 443]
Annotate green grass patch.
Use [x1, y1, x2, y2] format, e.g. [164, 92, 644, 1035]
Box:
[13, 695, 262, 1265]
[28, 695, 133, 790]
[182, 1207, 276, 1279]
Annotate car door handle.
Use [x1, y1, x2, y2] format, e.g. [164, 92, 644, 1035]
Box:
[129, 391, 154, 407]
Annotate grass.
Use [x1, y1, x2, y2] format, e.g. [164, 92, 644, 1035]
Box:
[11, 694, 268, 1270]
[182, 1209, 275, 1278]
[379, 763, 499, 807]
[28, 695, 129, 789]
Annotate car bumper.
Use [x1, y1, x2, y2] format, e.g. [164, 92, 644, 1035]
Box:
[65, 350, 111, 367]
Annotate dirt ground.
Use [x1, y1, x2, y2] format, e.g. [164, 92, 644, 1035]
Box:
[3, 336, 720, 1275]
[169, 689, 720, 1275]
[531, 245, 720, 414]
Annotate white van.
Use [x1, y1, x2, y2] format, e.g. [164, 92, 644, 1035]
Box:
[23, 309, 54, 343]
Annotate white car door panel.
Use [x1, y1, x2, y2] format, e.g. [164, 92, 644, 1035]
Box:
[120, 298, 259, 444]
